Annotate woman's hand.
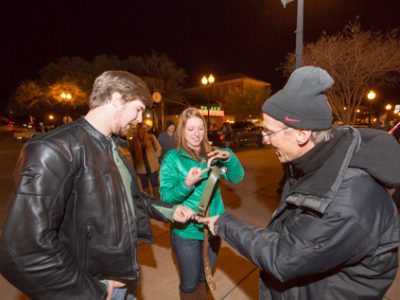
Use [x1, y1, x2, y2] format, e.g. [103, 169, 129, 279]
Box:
[207, 149, 230, 168]
[184, 167, 209, 188]
[173, 205, 196, 223]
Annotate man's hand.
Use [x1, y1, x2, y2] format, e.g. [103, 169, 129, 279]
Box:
[173, 205, 196, 223]
[207, 149, 230, 168]
[106, 280, 126, 300]
[195, 215, 220, 235]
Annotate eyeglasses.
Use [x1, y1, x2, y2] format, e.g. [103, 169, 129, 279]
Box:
[261, 127, 289, 140]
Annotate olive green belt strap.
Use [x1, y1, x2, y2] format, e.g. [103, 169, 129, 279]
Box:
[198, 166, 224, 293]
[197, 166, 222, 217]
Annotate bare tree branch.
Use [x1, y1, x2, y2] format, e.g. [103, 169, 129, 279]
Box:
[281, 21, 400, 124]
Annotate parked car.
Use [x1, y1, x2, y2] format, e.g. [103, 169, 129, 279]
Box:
[389, 121, 400, 143]
[231, 121, 264, 148]
[13, 123, 45, 142]
[208, 121, 264, 150]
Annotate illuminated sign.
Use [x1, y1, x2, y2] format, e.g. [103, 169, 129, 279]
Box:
[200, 106, 222, 111]
[395, 104, 400, 113]
[199, 106, 224, 117]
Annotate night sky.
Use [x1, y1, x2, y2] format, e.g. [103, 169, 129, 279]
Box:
[1, 0, 400, 114]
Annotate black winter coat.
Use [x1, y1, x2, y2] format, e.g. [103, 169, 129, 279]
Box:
[216, 126, 400, 299]
[0, 118, 174, 300]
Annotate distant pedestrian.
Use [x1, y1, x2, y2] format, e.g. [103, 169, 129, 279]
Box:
[220, 122, 234, 148]
[158, 120, 177, 162]
[132, 122, 162, 197]
[372, 111, 391, 131]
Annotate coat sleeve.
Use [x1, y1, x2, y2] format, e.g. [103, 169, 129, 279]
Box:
[220, 148, 244, 184]
[0, 141, 106, 300]
[151, 134, 162, 158]
[159, 153, 194, 204]
[215, 205, 376, 283]
[140, 193, 176, 222]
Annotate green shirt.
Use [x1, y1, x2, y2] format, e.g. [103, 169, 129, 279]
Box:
[111, 140, 135, 217]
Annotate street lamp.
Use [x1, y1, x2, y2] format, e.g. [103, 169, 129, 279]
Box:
[60, 92, 73, 123]
[367, 90, 376, 101]
[367, 90, 376, 125]
[152, 91, 162, 132]
[385, 104, 392, 111]
[280, 0, 304, 68]
[201, 74, 215, 132]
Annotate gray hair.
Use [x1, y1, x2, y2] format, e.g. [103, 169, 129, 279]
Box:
[310, 129, 333, 144]
[277, 118, 333, 145]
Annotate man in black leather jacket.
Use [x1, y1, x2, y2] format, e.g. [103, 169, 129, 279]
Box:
[0, 71, 195, 300]
[200, 66, 400, 299]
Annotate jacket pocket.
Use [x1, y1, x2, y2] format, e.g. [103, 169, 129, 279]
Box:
[104, 173, 120, 248]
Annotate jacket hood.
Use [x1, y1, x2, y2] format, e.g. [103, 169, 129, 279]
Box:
[286, 126, 400, 214]
[350, 127, 400, 187]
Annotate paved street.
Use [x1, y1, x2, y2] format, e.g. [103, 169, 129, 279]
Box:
[0, 131, 399, 299]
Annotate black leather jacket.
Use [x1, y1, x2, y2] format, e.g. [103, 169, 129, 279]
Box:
[0, 118, 174, 300]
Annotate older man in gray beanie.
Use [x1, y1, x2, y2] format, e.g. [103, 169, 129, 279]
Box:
[200, 66, 400, 299]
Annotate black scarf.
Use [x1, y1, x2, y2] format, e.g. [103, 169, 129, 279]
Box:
[287, 126, 400, 205]
[288, 128, 356, 200]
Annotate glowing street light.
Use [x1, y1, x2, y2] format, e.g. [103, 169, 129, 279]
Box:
[385, 104, 392, 111]
[60, 92, 73, 123]
[201, 74, 215, 132]
[367, 90, 376, 124]
[60, 92, 72, 101]
[367, 90, 376, 100]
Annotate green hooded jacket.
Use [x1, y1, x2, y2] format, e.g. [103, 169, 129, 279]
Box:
[159, 148, 244, 240]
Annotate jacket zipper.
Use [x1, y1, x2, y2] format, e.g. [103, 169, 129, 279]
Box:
[105, 173, 120, 247]
[84, 224, 93, 268]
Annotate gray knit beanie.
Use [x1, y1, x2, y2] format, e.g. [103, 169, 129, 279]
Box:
[262, 66, 334, 130]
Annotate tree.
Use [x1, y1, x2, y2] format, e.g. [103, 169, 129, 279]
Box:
[39, 56, 93, 92]
[226, 86, 271, 121]
[125, 51, 188, 128]
[47, 80, 88, 117]
[10, 52, 187, 123]
[126, 51, 187, 100]
[281, 21, 400, 124]
[9, 81, 47, 116]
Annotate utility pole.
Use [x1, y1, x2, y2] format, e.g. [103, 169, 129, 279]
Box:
[281, 0, 304, 68]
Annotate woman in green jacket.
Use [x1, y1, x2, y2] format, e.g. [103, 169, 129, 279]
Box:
[159, 107, 244, 299]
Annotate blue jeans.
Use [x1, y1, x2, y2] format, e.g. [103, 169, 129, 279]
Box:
[171, 232, 221, 293]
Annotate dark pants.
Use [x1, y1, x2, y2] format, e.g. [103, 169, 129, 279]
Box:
[393, 188, 400, 207]
[138, 171, 159, 188]
[171, 232, 220, 293]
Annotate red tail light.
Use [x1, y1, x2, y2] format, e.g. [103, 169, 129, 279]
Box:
[389, 122, 400, 135]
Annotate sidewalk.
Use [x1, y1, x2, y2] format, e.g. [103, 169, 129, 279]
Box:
[1, 147, 399, 299]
